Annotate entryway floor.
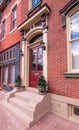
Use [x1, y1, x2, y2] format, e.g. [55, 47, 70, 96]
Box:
[0, 91, 79, 130]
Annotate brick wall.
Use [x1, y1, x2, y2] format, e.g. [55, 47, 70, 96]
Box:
[0, 0, 28, 51]
[46, 0, 79, 99]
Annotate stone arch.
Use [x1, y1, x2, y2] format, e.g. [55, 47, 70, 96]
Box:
[25, 27, 43, 42]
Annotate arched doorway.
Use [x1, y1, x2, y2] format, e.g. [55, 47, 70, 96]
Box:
[29, 34, 43, 88]
[21, 26, 48, 89]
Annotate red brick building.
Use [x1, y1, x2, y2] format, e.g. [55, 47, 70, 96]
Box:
[0, 0, 79, 127]
[0, 0, 27, 90]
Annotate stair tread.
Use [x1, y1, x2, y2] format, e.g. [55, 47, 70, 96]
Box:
[3, 102, 33, 123]
[26, 88, 38, 93]
[10, 98, 34, 111]
[15, 91, 43, 102]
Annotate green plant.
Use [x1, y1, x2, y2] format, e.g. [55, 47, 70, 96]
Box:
[37, 75, 47, 93]
[15, 74, 21, 87]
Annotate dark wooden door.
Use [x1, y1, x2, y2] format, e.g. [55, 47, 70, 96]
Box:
[29, 46, 43, 88]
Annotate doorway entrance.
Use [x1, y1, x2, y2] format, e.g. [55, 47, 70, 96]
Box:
[29, 46, 43, 87]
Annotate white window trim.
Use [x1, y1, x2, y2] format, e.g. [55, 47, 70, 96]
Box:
[11, 4, 17, 31]
[66, 5, 79, 73]
[28, 0, 41, 10]
[1, 16, 6, 40]
[28, 0, 32, 10]
[9, 26, 17, 34]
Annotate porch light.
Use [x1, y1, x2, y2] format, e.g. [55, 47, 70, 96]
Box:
[41, 13, 46, 27]
[40, 41, 46, 50]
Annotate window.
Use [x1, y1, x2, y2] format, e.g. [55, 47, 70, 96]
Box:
[6, 51, 8, 60]
[67, 9, 79, 72]
[12, 6, 17, 29]
[10, 49, 12, 59]
[32, 0, 40, 8]
[10, 65, 15, 84]
[0, 47, 16, 62]
[1, 53, 3, 61]
[74, 107, 79, 116]
[4, 66, 8, 84]
[71, 105, 79, 118]
[13, 47, 16, 58]
[2, 19, 5, 38]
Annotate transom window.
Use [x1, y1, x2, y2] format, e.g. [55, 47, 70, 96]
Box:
[32, 0, 40, 8]
[67, 9, 79, 72]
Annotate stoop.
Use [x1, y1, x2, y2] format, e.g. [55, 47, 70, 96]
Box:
[2, 88, 50, 128]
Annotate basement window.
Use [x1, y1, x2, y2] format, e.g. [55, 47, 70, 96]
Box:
[74, 107, 79, 116]
[71, 105, 79, 118]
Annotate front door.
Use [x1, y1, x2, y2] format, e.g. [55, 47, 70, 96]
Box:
[29, 46, 43, 87]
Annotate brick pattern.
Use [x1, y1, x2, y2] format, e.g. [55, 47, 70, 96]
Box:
[0, 0, 28, 51]
[46, 0, 79, 98]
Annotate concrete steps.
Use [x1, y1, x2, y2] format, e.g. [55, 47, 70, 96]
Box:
[3, 102, 33, 128]
[9, 98, 34, 118]
[2, 88, 50, 128]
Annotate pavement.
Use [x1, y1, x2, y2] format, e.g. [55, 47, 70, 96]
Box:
[0, 91, 79, 130]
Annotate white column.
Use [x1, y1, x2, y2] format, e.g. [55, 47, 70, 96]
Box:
[24, 41, 29, 87]
[21, 40, 25, 85]
[42, 28, 48, 81]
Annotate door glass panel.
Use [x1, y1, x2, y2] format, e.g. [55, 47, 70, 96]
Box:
[38, 48, 43, 71]
[32, 49, 37, 70]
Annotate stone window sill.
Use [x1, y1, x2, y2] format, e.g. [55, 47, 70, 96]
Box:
[64, 72, 79, 78]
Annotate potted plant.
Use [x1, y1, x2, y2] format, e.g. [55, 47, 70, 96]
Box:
[15, 74, 21, 88]
[37, 75, 48, 93]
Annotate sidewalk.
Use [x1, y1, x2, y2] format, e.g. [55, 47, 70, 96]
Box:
[0, 91, 79, 130]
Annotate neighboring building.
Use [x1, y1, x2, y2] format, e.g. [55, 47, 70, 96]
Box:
[0, 0, 27, 90]
[0, 0, 79, 127]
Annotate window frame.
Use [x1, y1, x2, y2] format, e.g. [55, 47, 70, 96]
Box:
[12, 6, 17, 30]
[2, 19, 6, 39]
[28, 0, 41, 10]
[32, 0, 40, 8]
[66, 5, 79, 73]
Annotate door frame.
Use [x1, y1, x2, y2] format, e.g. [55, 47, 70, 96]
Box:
[21, 27, 48, 89]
